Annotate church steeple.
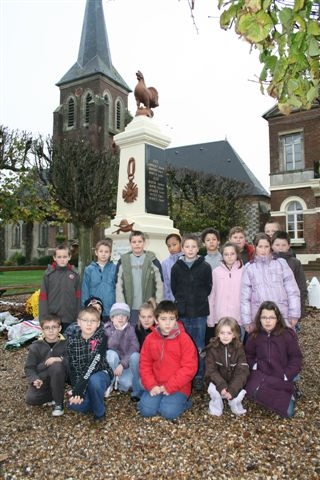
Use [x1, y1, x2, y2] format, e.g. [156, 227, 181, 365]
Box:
[54, 0, 131, 149]
[57, 0, 130, 91]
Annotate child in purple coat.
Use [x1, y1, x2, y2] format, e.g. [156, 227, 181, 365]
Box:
[104, 303, 142, 401]
[245, 301, 302, 417]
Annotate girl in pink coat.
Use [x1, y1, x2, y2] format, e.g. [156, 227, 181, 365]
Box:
[241, 233, 300, 333]
[208, 242, 244, 336]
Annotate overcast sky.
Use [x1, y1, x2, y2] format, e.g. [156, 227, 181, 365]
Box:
[1, 0, 275, 189]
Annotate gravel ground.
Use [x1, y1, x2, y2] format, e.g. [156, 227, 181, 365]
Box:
[0, 298, 319, 480]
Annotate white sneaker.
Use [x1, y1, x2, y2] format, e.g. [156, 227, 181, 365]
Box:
[52, 405, 64, 417]
[43, 401, 55, 407]
[104, 384, 113, 398]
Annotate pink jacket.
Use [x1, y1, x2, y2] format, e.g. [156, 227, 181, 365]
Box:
[207, 261, 243, 327]
[241, 255, 301, 328]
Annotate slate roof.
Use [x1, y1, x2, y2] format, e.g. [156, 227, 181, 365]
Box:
[57, 0, 131, 92]
[165, 140, 269, 198]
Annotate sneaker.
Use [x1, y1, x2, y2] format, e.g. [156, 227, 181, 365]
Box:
[193, 378, 205, 392]
[43, 401, 55, 407]
[293, 382, 303, 400]
[52, 405, 64, 417]
[104, 384, 113, 398]
[93, 414, 105, 423]
[130, 396, 140, 403]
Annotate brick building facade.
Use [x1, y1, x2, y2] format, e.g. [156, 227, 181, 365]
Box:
[263, 104, 320, 263]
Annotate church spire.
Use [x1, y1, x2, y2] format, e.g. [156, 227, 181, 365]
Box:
[57, 0, 130, 91]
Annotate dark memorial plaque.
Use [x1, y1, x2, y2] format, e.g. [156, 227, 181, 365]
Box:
[145, 145, 168, 215]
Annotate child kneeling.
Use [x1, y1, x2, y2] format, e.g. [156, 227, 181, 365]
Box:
[205, 317, 249, 416]
[138, 300, 198, 420]
[67, 307, 113, 422]
[105, 303, 142, 401]
[24, 314, 67, 417]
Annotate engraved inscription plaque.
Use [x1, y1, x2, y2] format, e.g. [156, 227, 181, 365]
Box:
[145, 145, 168, 215]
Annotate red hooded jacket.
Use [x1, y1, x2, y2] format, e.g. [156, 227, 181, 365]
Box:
[139, 323, 198, 397]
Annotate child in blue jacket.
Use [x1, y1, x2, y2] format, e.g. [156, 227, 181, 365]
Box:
[81, 239, 116, 322]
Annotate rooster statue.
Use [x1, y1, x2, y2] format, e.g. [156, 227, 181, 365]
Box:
[134, 71, 159, 118]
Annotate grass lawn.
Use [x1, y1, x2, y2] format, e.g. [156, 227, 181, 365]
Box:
[0, 270, 44, 294]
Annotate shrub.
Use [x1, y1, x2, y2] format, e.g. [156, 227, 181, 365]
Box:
[37, 255, 53, 266]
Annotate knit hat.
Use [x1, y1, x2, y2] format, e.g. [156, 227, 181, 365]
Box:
[110, 302, 130, 318]
[84, 296, 104, 310]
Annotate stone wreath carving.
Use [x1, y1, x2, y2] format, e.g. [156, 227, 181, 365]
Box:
[122, 157, 138, 203]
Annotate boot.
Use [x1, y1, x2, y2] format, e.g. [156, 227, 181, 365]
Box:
[208, 383, 223, 416]
[228, 389, 247, 415]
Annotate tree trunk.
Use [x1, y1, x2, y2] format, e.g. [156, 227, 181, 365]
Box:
[0, 226, 5, 265]
[25, 221, 34, 264]
[77, 224, 93, 279]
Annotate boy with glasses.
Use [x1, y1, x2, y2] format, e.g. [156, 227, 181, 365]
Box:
[67, 306, 113, 423]
[24, 314, 67, 416]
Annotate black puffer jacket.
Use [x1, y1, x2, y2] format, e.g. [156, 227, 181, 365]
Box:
[171, 256, 212, 317]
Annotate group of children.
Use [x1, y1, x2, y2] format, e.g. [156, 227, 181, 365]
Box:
[24, 221, 305, 421]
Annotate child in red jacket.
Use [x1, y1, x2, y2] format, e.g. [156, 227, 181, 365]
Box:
[138, 300, 198, 420]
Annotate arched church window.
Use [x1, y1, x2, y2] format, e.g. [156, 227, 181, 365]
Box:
[85, 93, 92, 124]
[67, 98, 75, 127]
[39, 221, 49, 247]
[116, 100, 122, 130]
[12, 223, 21, 248]
[286, 201, 304, 240]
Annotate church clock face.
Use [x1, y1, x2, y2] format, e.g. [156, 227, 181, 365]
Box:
[75, 87, 83, 97]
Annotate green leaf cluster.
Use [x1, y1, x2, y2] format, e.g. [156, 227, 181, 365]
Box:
[218, 0, 320, 112]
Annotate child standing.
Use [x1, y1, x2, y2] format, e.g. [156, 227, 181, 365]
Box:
[171, 234, 212, 389]
[245, 301, 303, 417]
[205, 317, 249, 416]
[81, 239, 116, 322]
[135, 301, 156, 349]
[201, 227, 222, 270]
[39, 244, 81, 332]
[207, 242, 244, 337]
[229, 226, 254, 265]
[67, 306, 113, 422]
[116, 231, 163, 326]
[264, 220, 281, 238]
[271, 231, 307, 321]
[241, 233, 301, 333]
[104, 303, 142, 402]
[138, 300, 198, 420]
[161, 233, 182, 301]
[24, 314, 67, 416]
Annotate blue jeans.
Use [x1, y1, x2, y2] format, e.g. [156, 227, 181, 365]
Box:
[138, 391, 192, 420]
[107, 350, 143, 398]
[67, 371, 110, 419]
[181, 316, 207, 378]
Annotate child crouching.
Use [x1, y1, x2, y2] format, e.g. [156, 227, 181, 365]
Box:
[105, 303, 142, 401]
[205, 317, 249, 416]
[24, 314, 67, 417]
[138, 300, 198, 420]
[67, 306, 113, 422]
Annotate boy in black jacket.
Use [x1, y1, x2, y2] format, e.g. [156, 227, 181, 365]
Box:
[67, 306, 113, 422]
[171, 234, 212, 390]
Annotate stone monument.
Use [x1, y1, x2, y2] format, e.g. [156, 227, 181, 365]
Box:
[104, 72, 179, 261]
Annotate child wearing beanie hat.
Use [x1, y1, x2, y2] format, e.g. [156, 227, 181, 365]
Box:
[104, 302, 143, 402]
[109, 303, 131, 318]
